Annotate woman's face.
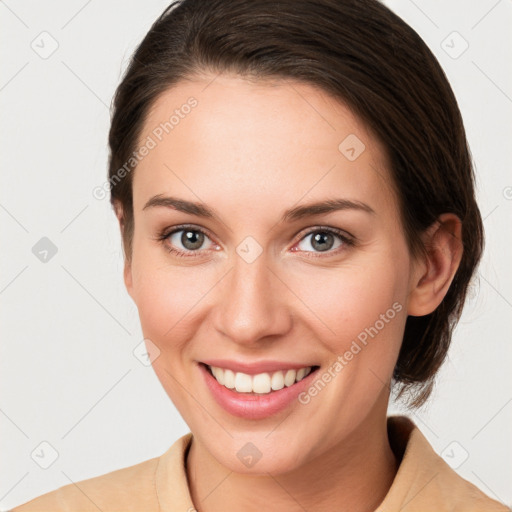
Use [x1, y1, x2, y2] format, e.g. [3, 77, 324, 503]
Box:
[123, 74, 420, 473]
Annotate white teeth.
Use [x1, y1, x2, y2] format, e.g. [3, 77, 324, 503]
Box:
[284, 369, 296, 387]
[211, 366, 224, 385]
[253, 373, 271, 393]
[223, 369, 235, 389]
[207, 365, 313, 394]
[235, 372, 253, 393]
[271, 371, 285, 391]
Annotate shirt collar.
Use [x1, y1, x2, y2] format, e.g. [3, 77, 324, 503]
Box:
[155, 415, 505, 511]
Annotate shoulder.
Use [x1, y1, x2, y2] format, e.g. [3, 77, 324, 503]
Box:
[381, 416, 510, 511]
[9, 432, 195, 512]
[10, 456, 160, 512]
[9, 432, 194, 512]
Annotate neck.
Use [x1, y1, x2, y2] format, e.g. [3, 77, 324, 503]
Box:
[186, 403, 398, 512]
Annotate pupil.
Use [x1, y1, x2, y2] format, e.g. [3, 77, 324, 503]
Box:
[182, 230, 204, 250]
[312, 232, 334, 252]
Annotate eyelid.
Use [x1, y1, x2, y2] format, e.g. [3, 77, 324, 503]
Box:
[292, 225, 355, 245]
[158, 223, 215, 242]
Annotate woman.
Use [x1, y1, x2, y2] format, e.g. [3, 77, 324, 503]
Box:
[10, 0, 509, 510]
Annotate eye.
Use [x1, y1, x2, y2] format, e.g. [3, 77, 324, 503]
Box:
[293, 227, 354, 256]
[158, 225, 217, 257]
[157, 224, 354, 258]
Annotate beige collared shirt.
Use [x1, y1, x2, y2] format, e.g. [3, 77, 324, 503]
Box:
[10, 416, 508, 511]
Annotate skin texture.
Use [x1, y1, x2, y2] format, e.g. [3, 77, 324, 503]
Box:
[116, 74, 463, 512]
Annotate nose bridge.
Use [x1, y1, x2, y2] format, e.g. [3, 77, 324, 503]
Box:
[214, 248, 291, 344]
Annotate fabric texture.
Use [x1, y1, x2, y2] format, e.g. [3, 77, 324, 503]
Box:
[10, 415, 509, 511]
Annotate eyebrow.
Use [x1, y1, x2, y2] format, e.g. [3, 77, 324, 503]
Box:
[142, 194, 375, 222]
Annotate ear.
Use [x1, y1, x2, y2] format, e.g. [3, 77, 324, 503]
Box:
[123, 259, 134, 300]
[113, 201, 134, 299]
[407, 213, 463, 317]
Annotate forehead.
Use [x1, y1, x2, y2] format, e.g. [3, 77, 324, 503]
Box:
[132, 74, 397, 223]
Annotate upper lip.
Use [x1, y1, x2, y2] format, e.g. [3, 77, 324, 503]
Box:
[200, 359, 318, 375]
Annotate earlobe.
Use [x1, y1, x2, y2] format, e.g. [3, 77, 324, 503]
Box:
[407, 213, 463, 317]
[114, 200, 134, 300]
[114, 200, 125, 232]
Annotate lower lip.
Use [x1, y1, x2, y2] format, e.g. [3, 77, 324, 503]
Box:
[199, 363, 318, 420]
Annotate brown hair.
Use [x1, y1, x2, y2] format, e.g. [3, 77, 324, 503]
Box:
[108, 0, 484, 407]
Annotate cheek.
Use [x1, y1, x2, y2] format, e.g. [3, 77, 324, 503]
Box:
[130, 243, 209, 346]
[134, 272, 203, 343]
[287, 254, 408, 366]
[287, 261, 408, 433]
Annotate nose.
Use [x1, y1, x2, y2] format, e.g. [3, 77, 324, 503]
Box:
[212, 252, 293, 346]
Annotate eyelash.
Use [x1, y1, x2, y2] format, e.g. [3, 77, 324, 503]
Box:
[155, 224, 356, 259]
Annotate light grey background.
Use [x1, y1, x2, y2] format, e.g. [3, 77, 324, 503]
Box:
[1, 0, 511, 509]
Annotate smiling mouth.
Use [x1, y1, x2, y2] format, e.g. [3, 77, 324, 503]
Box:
[202, 363, 320, 394]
